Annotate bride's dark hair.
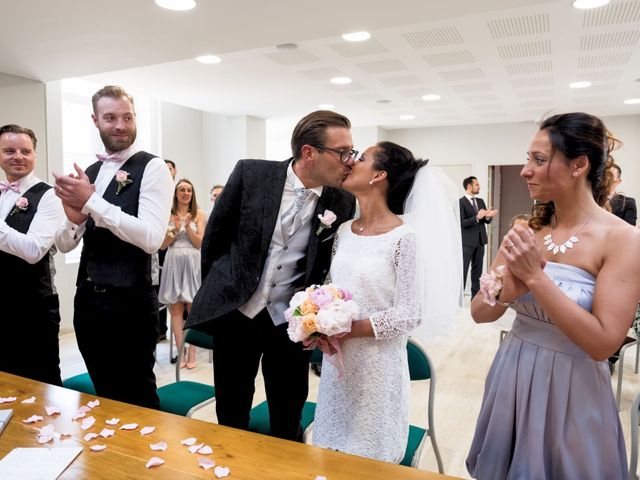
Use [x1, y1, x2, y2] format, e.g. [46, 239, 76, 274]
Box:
[373, 141, 428, 214]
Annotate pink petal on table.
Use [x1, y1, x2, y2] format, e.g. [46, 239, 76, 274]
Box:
[188, 443, 204, 454]
[197, 445, 213, 455]
[140, 426, 155, 436]
[99, 428, 115, 438]
[83, 432, 99, 441]
[181, 437, 197, 446]
[105, 418, 120, 426]
[315, 477, 328, 480]
[120, 423, 138, 430]
[214, 466, 231, 478]
[87, 399, 100, 409]
[90, 444, 107, 452]
[0, 397, 17, 404]
[72, 406, 91, 421]
[22, 415, 43, 424]
[146, 457, 165, 468]
[37, 434, 54, 444]
[45, 406, 60, 416]
[150, 441, 168, 451]
[198, 457, 216, 470]
[21, 396, 36, 404]
[81, 416, 96, 430]
[39, 424, 55, 436]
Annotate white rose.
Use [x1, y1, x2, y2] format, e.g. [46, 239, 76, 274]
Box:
[289, 291, 308, 309]
[287, 316, 309, 342]
[316, 302, 353, 336]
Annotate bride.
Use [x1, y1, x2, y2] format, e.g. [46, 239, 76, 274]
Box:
[312, 141, 462, 463]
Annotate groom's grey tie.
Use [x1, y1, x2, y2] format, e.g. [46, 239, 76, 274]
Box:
[281, 187, 312, 241]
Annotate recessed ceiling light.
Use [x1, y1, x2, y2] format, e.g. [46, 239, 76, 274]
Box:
[195, 55, 221, 64]
[422, 94, 441, 101]
[318, 104, 335, 109]
[624, 98, 640, 105]
[399, 114, 415, 120]
[341, 31, 371, 42]
[572, 0, 610, 9]
[155, 0, 196, 11]
[569, 81, 591, 89]
[330, 77, 352, 85]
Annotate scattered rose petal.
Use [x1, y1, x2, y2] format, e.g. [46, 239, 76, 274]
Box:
[120, 423, 138, 430]
[99, 428, 115, 438]
[37, 434, 54, 444]
[39, 424, 55, 436]
[214, 466, 230, 478]
[59, 432, 72, 439]
[87, 399, 100, 408]
[146, 457, 165, 468]
[81, 416, 96, 430]
[21, 396, 36, 404]
[84, 433, 99, 441]
[90, 444, 107, 452]
[45, 406, 60, 416]
[198, 457, 216, 470]
[105, 418, 120, 426]
[315, 477, 328, 480]
[140, 426, 155, 436]
[72, 406, 91, 421]
[22, 415, 43, 424]
[181, 437, 197, 446]
[150, 441, 168, 451]
[188, 443, 204, 454]
[0, 397, 17, 404]
[197, 445, 213, 455]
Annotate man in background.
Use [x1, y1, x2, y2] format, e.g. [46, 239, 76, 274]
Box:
[459, 176, 497, 298]
[54, 85, 173, 408]
[609, 163, 636, 226]
[0, 124, 65, 385]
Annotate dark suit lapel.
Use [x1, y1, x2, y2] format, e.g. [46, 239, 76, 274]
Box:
[305, 188, 336, 279]
[260, 160, 289, 254]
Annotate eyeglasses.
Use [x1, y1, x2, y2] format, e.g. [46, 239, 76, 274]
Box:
[315, 145, 359, 164]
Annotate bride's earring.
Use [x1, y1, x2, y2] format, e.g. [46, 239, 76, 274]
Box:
[369, 179, 374, 185]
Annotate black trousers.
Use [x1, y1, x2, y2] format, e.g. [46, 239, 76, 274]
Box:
[1, 294, 62, 386]
[211, 308, 311, 441]
[463, 243, 485, 298]
[74, 283, 160, 409]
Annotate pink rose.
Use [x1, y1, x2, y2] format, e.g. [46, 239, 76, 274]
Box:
[318, 210, 337, 227]
[115, 170, 129, 183]
[338, 288, 352, 301]
[479, 265, 506, 307]
[309, 288, 334, 309]
[15, 197, 29, 209]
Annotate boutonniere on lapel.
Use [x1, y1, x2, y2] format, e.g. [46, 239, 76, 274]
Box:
[115, 170, 133, 195]
[316, 209, 337, 235]
[9, 197, 29, 216]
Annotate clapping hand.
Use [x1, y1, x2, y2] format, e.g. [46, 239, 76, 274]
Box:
[53, 163, 95, 224]
[501, 225, 546, 286]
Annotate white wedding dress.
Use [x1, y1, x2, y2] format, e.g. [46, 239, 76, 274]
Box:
[312, 220, 421, 463]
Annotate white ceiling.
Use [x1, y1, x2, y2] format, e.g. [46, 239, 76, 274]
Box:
[2, 0, 640, 128]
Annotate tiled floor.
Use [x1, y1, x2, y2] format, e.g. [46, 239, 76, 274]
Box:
[58, 301, 640, 479]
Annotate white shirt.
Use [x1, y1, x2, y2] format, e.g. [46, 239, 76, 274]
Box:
[0, 171, 64, 264]
[55, 147, 174, 254]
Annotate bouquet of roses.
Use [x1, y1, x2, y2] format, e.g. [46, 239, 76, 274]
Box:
[285, 284, 359, 376]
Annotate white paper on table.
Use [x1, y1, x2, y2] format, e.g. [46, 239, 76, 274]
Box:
[0, 447, 83, 480]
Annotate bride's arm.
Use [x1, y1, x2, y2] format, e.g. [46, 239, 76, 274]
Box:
[345, 233, 420, 340]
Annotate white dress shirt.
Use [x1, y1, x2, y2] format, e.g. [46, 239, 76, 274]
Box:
[55, 147, 174, 254]
[0, 172, 64, 264]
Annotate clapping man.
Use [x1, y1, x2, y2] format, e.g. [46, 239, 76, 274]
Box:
[0, 124, 65, 385]
[54, 85, 173, 408]
[460, 176, 497, 298]
[187, 111, 356, 440]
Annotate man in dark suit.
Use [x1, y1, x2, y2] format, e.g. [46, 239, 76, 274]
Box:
[459, 176, 497, 298]
[187, 111, 356, 441]
[609, 163, 636, 226]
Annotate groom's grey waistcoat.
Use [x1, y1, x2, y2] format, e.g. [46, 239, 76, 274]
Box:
[186, 159, 355, 330]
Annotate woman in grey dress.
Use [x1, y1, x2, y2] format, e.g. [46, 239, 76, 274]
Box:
[158, 179, 206, 368]
[467, 112, 640, 479]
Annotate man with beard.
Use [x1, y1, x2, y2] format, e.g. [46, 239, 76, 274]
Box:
[54, 85, 173, 408]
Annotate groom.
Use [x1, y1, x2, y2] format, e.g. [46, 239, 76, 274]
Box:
[187, 110, 356, 440]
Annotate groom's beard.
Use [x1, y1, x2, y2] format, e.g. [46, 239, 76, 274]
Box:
[100, 127, 137, 153]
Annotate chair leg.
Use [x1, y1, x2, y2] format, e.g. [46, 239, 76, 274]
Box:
[429, 428, 445, 474]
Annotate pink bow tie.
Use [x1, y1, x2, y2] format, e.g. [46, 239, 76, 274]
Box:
[0, 180, 20, 193]
[96, 152, 125, 163]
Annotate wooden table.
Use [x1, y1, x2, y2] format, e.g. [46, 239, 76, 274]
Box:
[0, 372, 461, 479]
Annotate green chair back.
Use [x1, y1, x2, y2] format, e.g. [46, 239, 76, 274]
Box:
[407, 340, 432, 381]
[185, 329, 214, 350]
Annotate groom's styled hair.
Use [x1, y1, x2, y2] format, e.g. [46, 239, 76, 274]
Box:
[290, 110, 351, 160]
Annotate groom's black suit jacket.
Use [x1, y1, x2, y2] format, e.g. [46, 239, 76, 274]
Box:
[186, 159, 355, 330]
[459, 196, 491, 247]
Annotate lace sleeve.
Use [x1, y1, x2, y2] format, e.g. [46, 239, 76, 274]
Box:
[370, 232, 422, 339]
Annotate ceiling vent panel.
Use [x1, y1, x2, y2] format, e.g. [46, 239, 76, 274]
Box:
[576, 70, 624, 81]
[423, 50, 476, 67]
[583, 1, 640, 27]
[329, 39, 389, 57]
[439, 68, 485, 82]
[510, 76, 553, 89]
[516, 89, 554, 98]
[487, 13, 550, 38]
[577, 52, 632, 69]
[450, 82, 494, 93]
[497, 40, 551, 59]
[401, 27, 464, 48]
[505, 60, 552, 75]
[379, 75, 424, 86]
[580, 30, 640, 50]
